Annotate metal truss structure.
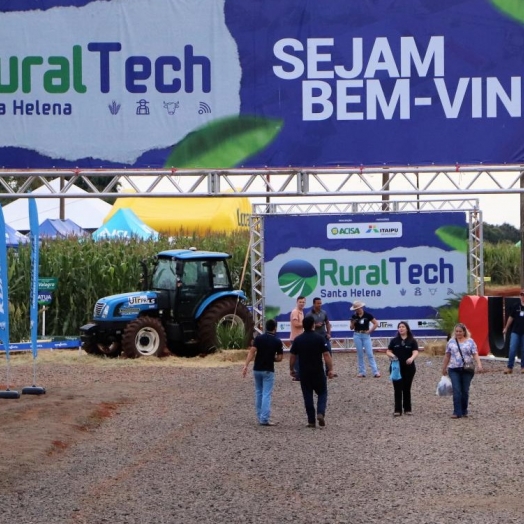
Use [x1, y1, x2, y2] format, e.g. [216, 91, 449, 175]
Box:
[0, 165, 512, 348]
[0, 164, 522, 200]
[249, 199, 483, 349]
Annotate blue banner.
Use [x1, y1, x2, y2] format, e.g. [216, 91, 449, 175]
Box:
[264, 212, 468, 338]
[29, 199, 39, 359]
[0, 205, 10, 358]
[0, 1, 523, 168]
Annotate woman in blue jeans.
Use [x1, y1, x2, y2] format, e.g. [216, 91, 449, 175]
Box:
[441, 323, 483, 419]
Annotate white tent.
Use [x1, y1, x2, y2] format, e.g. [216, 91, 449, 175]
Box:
[2, 178, 112, 231]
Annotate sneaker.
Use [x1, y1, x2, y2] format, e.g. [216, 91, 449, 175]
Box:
[405, 411, 413, 416]
[292, 377, 301, 382]
[317, 414, 326, 427]
[259, 421, 277, 426]
[306, 422, 316, 428]
[393, 412, 401, 417]
[374, 373, 381, 378]
[357, 374, 366, 378]
[504, 368, 513, 374]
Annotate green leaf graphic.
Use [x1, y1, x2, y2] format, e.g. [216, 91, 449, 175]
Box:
[491, 0, 524, 23]
[435, 226, 468, 253]
[265, 306, 280, 319]
[165, 116, 283, 168]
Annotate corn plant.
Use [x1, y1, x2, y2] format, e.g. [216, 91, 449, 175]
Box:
[483, 242, 520, 285]
[216, 323, 246, 350]
[5, 232, 251, 340]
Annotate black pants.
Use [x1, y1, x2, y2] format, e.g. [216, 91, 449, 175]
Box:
[392, 363, 416, 414]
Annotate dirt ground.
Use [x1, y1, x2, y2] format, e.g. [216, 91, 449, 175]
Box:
[0, 350, 244, 485]
[1, 349, 523, 523]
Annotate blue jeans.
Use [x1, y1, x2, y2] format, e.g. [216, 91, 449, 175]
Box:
[324, 338, 332, 376]
[354, 332, 379, 376]
[300, 375, 327, 424]
[293, 356, 300, 379]
[508, 332, 524, 369]
[448, 368, 474, 417]
[253, 370, 275, 424]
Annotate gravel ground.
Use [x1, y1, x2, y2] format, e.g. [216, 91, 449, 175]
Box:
[1, 352, 523, 524]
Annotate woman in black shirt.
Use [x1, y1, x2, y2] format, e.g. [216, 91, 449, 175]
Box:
[386, 321, 419, 417]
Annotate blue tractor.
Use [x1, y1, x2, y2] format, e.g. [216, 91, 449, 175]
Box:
[80, 249, 254, 357]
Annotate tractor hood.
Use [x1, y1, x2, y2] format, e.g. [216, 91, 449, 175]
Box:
[92, 291, 159, 321]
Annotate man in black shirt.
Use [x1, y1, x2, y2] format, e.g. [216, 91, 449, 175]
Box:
[243, 319, 284, 425]
[290, 316, 334, 428]
[503, 290, 524, 374]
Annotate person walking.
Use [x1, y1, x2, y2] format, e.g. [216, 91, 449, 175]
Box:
[306, 297, 336, 377]
[289, 296, 306, 381]
[242, 319, 284, 426]
[441, 323, 483, 419]
[503, 289, 524, 374]
[350, 301, 380, 378]
[290, 316, 335, 428]
[386, 321, 419, 416]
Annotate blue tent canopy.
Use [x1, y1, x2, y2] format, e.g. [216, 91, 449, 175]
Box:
[4, 223, 28, 248]
[39, 218, 87, 238]
[92, 208, 159, 241]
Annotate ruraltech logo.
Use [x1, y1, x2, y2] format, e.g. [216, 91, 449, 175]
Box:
[278, 260, 318, 298]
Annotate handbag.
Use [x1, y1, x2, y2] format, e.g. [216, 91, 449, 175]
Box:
[389, 359, 402, 381]
[456, 339, 475, 374]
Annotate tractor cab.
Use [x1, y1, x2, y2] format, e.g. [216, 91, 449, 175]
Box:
[151, 252, 233, 321]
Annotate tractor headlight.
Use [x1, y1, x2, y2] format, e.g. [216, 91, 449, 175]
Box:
[101, 304, 110, 318]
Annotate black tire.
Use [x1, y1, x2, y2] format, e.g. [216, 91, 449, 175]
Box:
[81, 341, 101, 355]
[82, 341, 121, 358]
[122, 317, 167, 358]
[198, 297, 254, 353]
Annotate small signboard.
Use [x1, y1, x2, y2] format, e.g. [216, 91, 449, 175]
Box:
[38, 277, 58, 292]
[37, 292, 53, 306]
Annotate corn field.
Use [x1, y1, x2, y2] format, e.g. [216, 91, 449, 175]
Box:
[4, 236, 520, 341]
[483, 242, 520, 285]
[7, 231, 251, 341]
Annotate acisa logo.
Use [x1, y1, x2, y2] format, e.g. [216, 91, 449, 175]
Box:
[331, 226, 360, 235]
[278, 260, 318, 298]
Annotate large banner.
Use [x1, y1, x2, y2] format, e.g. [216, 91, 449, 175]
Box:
[1, 1, 524, 168]
[264, 212, 468, 338]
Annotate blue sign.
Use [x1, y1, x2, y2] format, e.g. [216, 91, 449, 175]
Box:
[264, 212, 468, 337]
[37, 293, 53, 306]
[0, 1, 523, 168]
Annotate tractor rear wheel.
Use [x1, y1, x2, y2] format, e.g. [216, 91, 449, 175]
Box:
[122, 317, 167, 358]
[198, 297, 254, 353]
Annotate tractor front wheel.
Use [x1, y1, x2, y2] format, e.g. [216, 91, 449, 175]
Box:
[122, 317, 167, 358]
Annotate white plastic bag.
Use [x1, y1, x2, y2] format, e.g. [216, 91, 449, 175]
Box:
[436, 375, 453, 396]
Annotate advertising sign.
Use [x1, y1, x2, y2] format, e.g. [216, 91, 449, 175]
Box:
[263, 212, 468, 337]
[37, 293, 53, 306]
[38, 277, 58, 292]
[0, 1, 524, 168]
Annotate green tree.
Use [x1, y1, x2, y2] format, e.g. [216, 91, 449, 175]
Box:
[483, 222, 520, 244]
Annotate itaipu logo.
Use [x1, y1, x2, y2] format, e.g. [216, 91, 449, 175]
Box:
[366, 224, 380, 233]
[278, 260, 318, 298]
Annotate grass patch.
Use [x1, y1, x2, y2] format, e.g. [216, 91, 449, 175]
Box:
[423, 342, 446, 356]
[0, 349, 250, 369]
